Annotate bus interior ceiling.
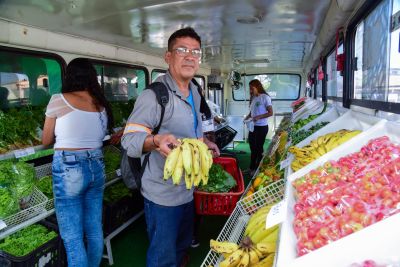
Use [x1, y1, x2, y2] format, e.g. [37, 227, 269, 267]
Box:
[0, 0, 365, 135]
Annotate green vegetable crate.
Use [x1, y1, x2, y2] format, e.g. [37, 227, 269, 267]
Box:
[194, 157, 244, 216]
[103, 186, 144, 236]
[0, 221, 66, 267]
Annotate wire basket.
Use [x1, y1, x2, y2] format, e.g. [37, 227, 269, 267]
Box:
[1, 187, 48, 229]
[35, 163, 55, 212]
[201, 179, 285, 267]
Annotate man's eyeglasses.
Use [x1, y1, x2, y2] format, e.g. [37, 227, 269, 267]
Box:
[172, 47, 202, 58]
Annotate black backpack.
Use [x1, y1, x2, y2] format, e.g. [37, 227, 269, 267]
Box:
[121, 80, 211, 190]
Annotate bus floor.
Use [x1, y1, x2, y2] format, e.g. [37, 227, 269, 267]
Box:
[100, 139, 271, 267]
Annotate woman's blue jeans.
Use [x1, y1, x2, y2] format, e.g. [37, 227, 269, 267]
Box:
[52, 149, 105, 267]
[144, 198, 194, 267]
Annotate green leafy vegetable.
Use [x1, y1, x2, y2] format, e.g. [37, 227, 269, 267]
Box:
[104, 147, 121, 175]
[10, 161, 36, 199]
[103, 181, 131, 203]
[37, 176, 53, 198]
[0, 224, 57, 256]
[197, 164, 237, 193]
[0, 188, 19, 219]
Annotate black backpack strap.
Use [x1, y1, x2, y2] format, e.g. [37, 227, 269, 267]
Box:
[148, 82, 169, 135]
[139, 82, 170, 179]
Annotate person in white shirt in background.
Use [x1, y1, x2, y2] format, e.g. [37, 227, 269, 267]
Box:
[244, 79, 273, 177]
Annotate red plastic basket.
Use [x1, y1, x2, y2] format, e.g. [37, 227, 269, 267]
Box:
[194, 157, 244, 216]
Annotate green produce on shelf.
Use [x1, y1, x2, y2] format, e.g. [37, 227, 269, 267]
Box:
[197, 163, 236, 193]
[289, 121, 329, 145]
[0, 224, 57, 257]
[0, 187, 19, 219]
[103, 181, 132, 204]
[104, 147, 122, 175]
[0, 106, 45, 154]
[37, 175, 53, 199]
[10, 161, 36, 199]
[110, 99, 135, 127]
[291, 103, 327, 132]
[0, 160, 36, 200]
[19, 149, 54, 162]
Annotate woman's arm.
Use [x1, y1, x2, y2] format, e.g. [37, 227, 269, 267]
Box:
[253, 105, 273, 121]
[42, 116, 56, 147]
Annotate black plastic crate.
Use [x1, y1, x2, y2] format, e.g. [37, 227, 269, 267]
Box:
[0, 221, 66, 267]
[215, 125, 237, 149]
[103, 189, 143, 236]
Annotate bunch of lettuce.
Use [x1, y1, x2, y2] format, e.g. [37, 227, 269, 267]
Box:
[103, 181, 132, 204]
[198, 164, 237, 193]
[0, 188, 19, 219]
[37, 175, 53, 199]
[10, 161, 36, 199]
[0, 224, 57, 256]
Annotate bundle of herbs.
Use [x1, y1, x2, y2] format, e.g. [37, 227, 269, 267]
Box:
[197, 163, 236, 193]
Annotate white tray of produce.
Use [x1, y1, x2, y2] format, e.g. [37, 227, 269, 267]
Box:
[276, 119, 400, 267]
[298, 106, 340, 132]
[291, 100, 323, 123]
[287, 109, 383, 178]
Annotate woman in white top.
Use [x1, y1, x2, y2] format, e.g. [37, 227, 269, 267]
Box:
[244, 79, 273, 176]
[42, 58, 113, 267]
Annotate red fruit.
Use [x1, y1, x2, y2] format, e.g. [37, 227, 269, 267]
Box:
[353, 201, 366, 213]
[312, 236, 327, 249]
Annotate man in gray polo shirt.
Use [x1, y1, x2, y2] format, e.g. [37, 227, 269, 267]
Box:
[122, 27, 219, 267]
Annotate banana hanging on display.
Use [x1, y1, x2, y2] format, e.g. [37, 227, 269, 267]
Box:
[163, 138, 213, 189]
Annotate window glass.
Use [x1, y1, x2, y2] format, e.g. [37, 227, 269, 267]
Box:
[93, 63, 147, 101]
[151, 69, 166, 82]
[233, 74, 300, 100]
[194, 75, 205, 89]
[353, 0, 397, 102]
[326, 44, 344, 98]
[0, 50, 63, 109]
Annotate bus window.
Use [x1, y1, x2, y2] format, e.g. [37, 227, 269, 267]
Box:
[326, 44, 344, 99]
[0, 49, 63, 108]
[233, 74, 300, 101]
[353, 0, 399, 103]
[92, 62, 147, 101]
[151, 69, 166, 82]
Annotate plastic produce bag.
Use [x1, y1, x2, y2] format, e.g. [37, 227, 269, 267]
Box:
[10, 161, 36, 200]
[0, 188, 19, 219]
[292, 136, 400, 256]
[244, 118, 254, 132]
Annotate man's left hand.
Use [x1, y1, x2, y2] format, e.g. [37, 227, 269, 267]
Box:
[204, 139, 220, 158]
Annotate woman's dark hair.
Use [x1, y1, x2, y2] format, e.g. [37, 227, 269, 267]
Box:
[168, 27, 201, 51]
[249, 79, 268, 95]
[249, 79, 269, 105]
[63, 58, 114, 130]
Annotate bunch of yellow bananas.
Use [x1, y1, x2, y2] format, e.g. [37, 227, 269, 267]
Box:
[210, 236, 276, 267]
[244, 204, 279, 244]
[289, 129, 362, 172]
[163, 138, 213, 189]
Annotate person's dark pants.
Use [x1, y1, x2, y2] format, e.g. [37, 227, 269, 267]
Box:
[248, 125, 269, 171]
[144, 198, 194, 267]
